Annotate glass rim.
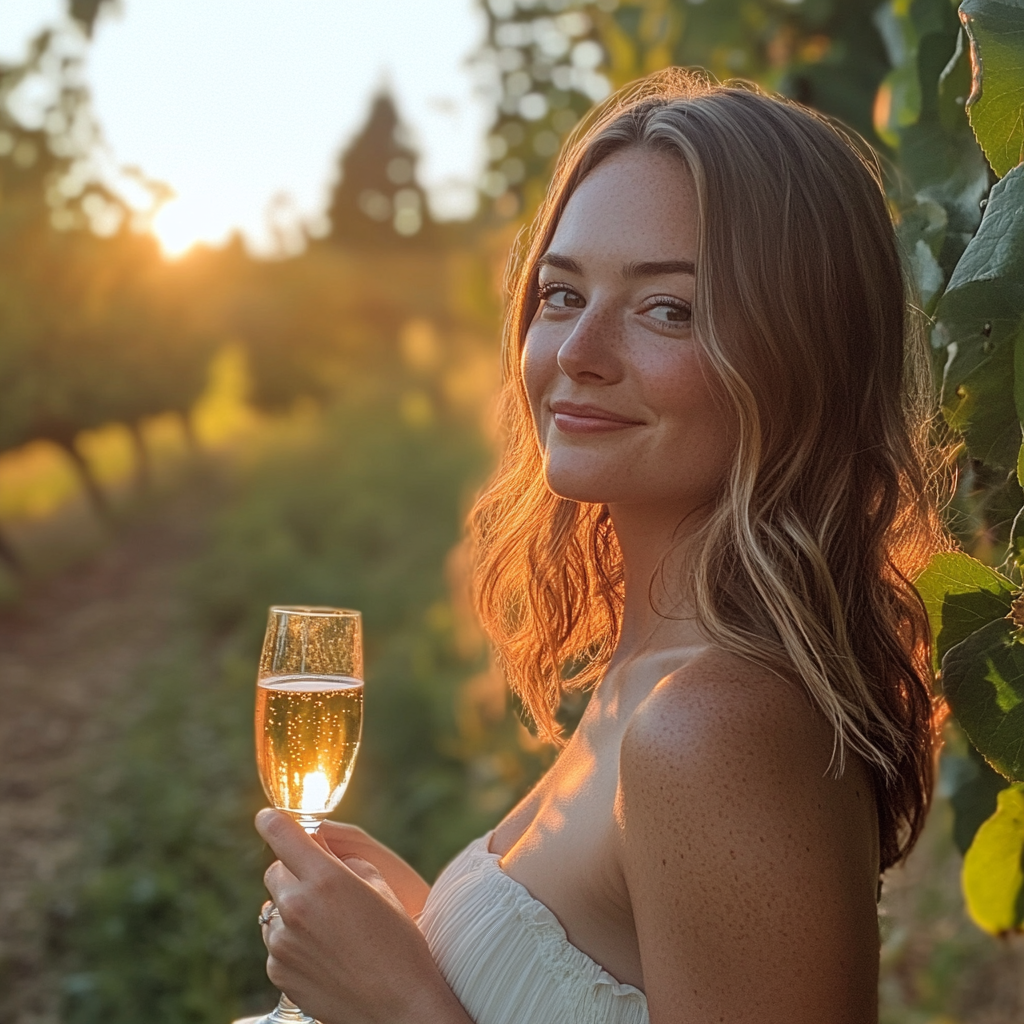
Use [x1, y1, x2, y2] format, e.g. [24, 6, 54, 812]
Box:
[268, 605, 361, 618]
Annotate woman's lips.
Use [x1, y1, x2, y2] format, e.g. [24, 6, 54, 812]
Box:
[549, 402, 643, 434]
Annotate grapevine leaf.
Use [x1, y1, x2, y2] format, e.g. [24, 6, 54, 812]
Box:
[936, 163, 1024, 468]
[899, 201, 948, 309]
[939, 28, 975, 131]
[942, 745, 1012, 853]
[916, 551, 1016, 671]
[959, 0, 1024, 177]
[943, 617, 1024, 781]
[961, 783, 1024, 934]
[945, 161, 1024, 288]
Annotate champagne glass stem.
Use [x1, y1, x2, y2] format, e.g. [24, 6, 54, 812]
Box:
[233, 993, 318, 1024]
[266, 994, 317, 1023]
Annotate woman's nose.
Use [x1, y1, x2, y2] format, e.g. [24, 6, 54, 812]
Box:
[555, 305, 624, 385]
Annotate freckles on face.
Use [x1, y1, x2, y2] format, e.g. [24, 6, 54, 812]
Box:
[521, 146, 735, 512]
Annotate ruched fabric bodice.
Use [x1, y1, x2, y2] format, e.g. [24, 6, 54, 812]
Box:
[417, 832, 649, 1024]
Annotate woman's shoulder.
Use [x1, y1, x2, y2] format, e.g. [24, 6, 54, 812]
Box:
[615, 646, 880, 863]
[613, 650, 882, 1022]
[620, 646, 836, 783]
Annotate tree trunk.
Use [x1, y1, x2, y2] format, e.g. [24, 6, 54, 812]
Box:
[57, 438, 115, 529]
[128, 420, 150, 497]
[181, 411, 201, 456]
[0, 525, 24, 576]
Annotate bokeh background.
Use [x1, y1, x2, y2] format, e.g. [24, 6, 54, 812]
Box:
[1, 1, 1022, 1022]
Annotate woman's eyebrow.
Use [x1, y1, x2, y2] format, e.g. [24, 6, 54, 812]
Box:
[623, 259, 695, 278]
[537, 252, 695, 278]
[537, 251, 582, 273]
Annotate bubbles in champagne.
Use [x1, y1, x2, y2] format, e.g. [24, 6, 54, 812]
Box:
[255, 675, 363, 822]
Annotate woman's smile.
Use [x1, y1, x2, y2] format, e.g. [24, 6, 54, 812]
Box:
[550, 400, 645, 434]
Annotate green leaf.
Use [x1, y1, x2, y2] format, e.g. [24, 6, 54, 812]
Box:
[939, 300, 1020, 466]
[942, 744, 1011, 853]
[959, 0, 1024, 177]
[946, 162, 1024, 288]
[936, 163, 1024, 468]
[883, 4, 990, 263]
[943, 616, 1024, 781]
[961, 783, 1024, 934]
[878, 65, 925, 146]
[898, 198, 948, 308]
[939, 28, 975, 132]
[916, 551, 1016, 670]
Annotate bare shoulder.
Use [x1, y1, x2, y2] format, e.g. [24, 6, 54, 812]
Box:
[616, 648, 880, 1024]
[621, 646, 838, 784]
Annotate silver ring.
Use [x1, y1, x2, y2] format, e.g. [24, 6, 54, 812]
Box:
[258, 901, 280, 927]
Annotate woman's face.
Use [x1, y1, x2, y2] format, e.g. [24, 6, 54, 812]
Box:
[523, 146, 736, 515]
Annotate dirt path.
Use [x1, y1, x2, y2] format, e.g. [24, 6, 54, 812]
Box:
[0, 492, 209, 1024]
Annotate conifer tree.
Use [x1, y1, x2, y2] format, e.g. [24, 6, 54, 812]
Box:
[325, 91, 432, 247]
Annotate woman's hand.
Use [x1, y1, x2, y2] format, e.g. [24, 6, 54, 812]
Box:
[256, 809, 472, 1024]
[316, 820, 431, 917]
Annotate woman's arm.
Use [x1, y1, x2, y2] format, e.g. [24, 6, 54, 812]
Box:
[256, 809, 474, 1024]
[618, 652, 881, 1024]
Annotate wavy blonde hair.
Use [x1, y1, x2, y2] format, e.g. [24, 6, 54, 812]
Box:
[469, 69, 944, 869]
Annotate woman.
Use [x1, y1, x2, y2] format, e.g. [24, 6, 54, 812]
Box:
[255, 68, 942, 1024]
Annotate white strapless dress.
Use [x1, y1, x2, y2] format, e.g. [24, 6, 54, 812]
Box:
[417, 832, 649, 1024]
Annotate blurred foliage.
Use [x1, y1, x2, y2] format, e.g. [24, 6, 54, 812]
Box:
[52, 401, 548, 1024]
[0, 29, 494, 541]
[474, 0, 611, 220]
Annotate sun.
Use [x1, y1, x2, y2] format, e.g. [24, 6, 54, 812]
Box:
[151, 198, 210, 259]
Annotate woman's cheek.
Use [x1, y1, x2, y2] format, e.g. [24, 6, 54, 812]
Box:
[521, 328, 558, 430]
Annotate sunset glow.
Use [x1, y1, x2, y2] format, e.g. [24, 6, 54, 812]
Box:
[82, 0, 489, 257]
[151, 199, 208, 259]
[300, 771, 331, 813]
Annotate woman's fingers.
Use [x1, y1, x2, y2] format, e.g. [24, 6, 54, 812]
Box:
[260, 813, 397, 923]
[339, 854, 377, 882]
[319, 815, 372, 856]
[341, 855, 406, 915]
[256, 808, 333, 882]
[263, 857, 298, 903]
[317, 821, 431, 917]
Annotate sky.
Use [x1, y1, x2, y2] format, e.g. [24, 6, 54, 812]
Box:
[2, 0, 493, 255]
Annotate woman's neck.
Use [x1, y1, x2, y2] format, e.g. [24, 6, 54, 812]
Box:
[607, 500, 707, 661]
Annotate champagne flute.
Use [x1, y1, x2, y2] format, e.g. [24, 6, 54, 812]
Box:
[234, 605, 364, 1024]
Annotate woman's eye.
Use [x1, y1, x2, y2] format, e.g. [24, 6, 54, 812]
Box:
[645, 301, 691, 325]
[539, 285, 585, 310]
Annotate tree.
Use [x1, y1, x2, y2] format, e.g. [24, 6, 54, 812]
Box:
[325, 91, 433, 247]
[0, 23, 215, 532]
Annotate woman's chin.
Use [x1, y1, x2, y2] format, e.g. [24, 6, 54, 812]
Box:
[543, 473, 621, 505]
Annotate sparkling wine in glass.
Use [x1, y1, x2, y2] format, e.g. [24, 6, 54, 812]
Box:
[235, 605, 363, 1024]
